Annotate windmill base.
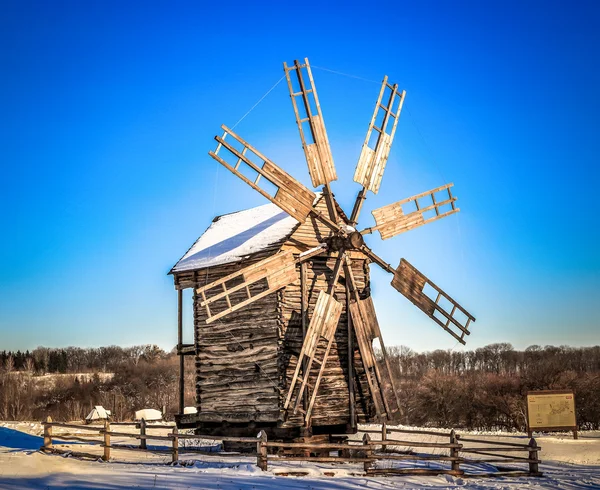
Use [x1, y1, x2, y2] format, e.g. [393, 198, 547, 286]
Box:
[176, 414, 355, 441]
[221, 433, 349, 455]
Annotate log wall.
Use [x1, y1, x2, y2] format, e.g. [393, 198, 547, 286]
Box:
[189, 256, 285, 423]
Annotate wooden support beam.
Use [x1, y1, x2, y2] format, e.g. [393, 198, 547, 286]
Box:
[300, 262, 309, 417]
[177, 289, 184, 415]
[346, 282, 356, 429]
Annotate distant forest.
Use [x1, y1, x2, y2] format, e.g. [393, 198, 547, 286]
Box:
[1, 343, 599, 430]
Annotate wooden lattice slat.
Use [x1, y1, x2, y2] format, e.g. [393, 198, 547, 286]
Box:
[354, 78, 406, 194]
[368, 183, 459, 240]
[348, 297, 380, 369]
[196, 251, 297, 324]
[209, 125, 316, 222]
[283, 58, 336, 187]
[391, 259, 475, 344]
[284, 290, 343, 418]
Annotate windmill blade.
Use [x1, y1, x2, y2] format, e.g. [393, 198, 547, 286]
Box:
[364, 183, 459, 240]
[283, 58, 336, 188]
[284, 290, 343, 416]
[391, 259, 475, 345]
[354, 78, 406, 195]
[209, 125, 316, 223]
[344, 259, 400, 420]
[358, 246, 475, 344]
[196, 251, 297, 324]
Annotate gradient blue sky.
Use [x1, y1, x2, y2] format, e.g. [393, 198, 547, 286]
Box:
[1, 1, 598, 353]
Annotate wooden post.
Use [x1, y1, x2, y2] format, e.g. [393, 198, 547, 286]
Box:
[449, 430, 461, 474]
[300, 262, 309, 418]
[103, 419, 110, 461]
[573, 428, 578, 440]
[362, 433, 372, 473]
[528, 437, 539, 475]
[178, 289, 184, 415]
[346, 282, 355, 429]
[172, 427, 179, 463]
[43, 416, 53, 449]
[257, 430, 268, 471]
[139, 418, 147, 450]
[381, 422, 387, 451]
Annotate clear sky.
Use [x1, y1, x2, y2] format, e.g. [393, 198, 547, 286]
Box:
[1, 0, 598, 353]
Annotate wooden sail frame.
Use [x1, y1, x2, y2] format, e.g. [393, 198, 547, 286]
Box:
[283, 58, 337, 188]
[391, 259, 475, 344]
[284, 290, 343, 420]
[366, 183, 459, 240]
[196, 251, 297, 324]
[354, 79, 406, 194]
[209, 125, 316, 222]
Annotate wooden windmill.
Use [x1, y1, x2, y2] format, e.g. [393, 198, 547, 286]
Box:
[172, 58, 475, 437]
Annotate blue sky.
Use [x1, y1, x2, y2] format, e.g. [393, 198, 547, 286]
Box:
[1, 0, 598, 352]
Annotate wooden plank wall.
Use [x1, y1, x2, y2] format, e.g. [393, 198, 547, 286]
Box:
[281, 197, 337, 252]
[279, 256, 375, 428]
[187, 256, 284, 423]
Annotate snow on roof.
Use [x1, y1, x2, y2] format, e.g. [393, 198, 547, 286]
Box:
[170, 202, 300, 273]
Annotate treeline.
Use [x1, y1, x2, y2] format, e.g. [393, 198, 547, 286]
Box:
[0, 345, 166, 374]
[0, 345, 195, 422]
[382, 343, 600, 431]
[1, 343, 599, 431]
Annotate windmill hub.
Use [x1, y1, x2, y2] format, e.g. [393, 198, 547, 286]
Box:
[325, 230, 364, 252]
[346, 230, 365, 250]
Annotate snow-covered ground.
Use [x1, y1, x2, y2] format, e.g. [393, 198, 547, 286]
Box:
[1, 421, 599, 489]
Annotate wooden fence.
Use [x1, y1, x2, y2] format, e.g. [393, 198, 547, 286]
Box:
[40, 418, 542, 477]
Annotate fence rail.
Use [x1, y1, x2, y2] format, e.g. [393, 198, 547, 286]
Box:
[40, 417, 542, 477]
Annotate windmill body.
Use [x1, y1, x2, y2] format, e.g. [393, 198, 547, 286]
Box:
[170, 58, 475, 439]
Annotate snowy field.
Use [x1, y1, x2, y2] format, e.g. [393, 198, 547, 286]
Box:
[1, 421, 599, 489]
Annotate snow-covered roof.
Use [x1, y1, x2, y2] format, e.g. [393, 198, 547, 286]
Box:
[170, 202, 300, 273]
[135, 409, 163, 421]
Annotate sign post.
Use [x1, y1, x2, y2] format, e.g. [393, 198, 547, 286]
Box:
[526, 390, 577, 440]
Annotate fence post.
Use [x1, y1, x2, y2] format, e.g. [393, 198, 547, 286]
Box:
[172, 427, 179, 464]
[449, 430, 461, 474]
[139, 418, 147, 450]
[43, 416, 53, 449]
[103, 419, 111, 461]
[381, 422, 387, 451]
[257, 430, 268, 471]
[528, 437, 539, 475]
[363, 433, 372, 473]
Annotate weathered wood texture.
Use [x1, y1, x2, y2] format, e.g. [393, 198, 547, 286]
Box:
[190, 252, 375, 428]
[281, 197, 337, 251]
[196, 250, 297, 324]
[191, 257, 284, 423]
[284, 290, 343, 418]
[280, 254, 375, 427]
[174, 196, 377, 430]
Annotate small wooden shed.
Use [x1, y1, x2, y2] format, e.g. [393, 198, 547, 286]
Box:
[170, 195, 378, 438]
